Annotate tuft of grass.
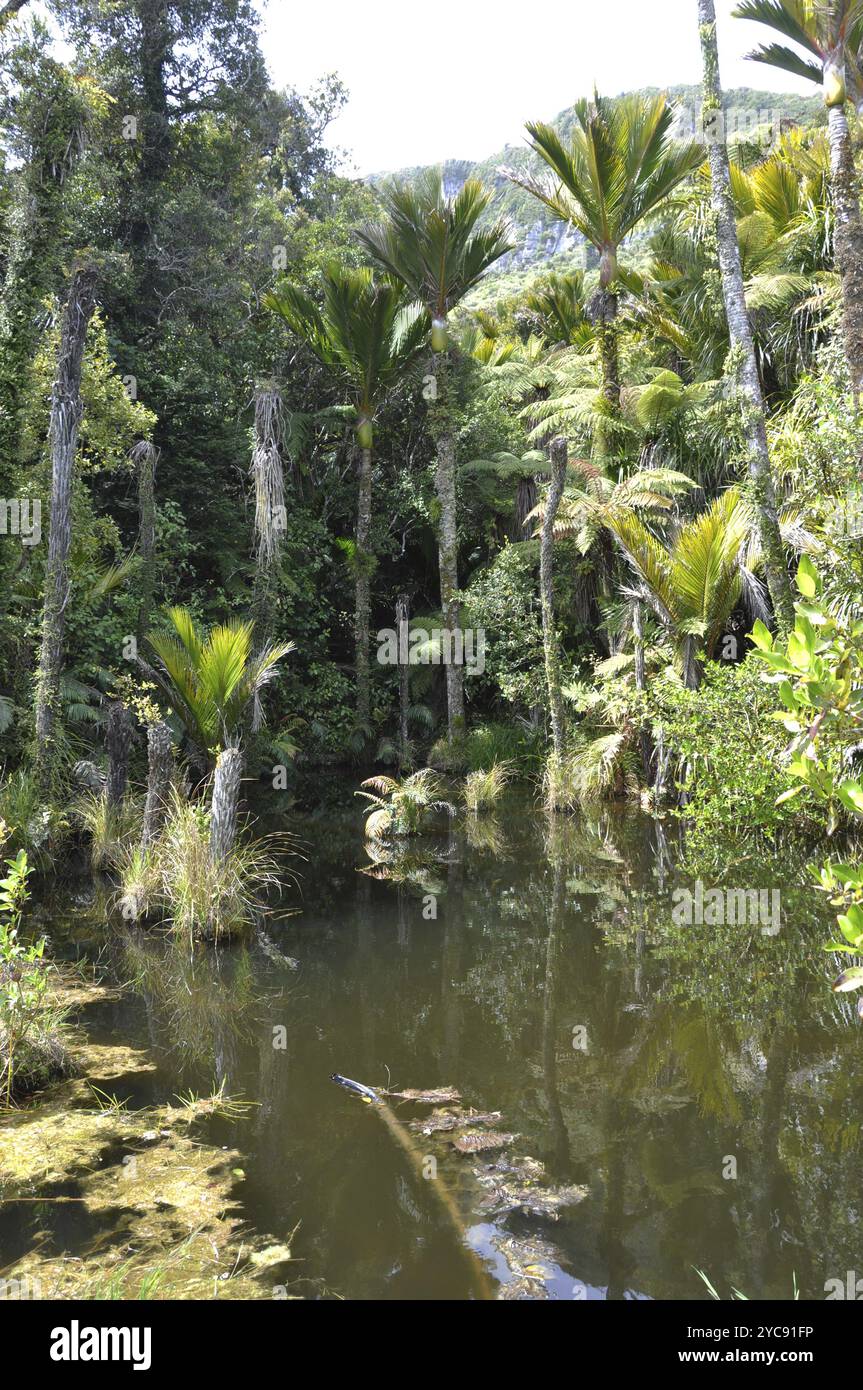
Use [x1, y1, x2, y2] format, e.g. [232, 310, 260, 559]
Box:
[87, 1085, 131, 1114]
[116, 791, 296, 942]
[0, 768, 69, 866]
[464, 721, 543, 774]
[463, 761, 513, 814]
[75, 790, 142, 871]
[174, 1078, 258, 1121]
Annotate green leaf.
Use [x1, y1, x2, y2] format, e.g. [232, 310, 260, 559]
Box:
[837, 781, 863, 818]
[796, 555, 818, 599]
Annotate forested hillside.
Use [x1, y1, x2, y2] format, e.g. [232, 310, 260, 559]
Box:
[373, 84, 824, 287]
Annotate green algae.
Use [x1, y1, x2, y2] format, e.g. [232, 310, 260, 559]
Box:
[0, 976, 297, 1300]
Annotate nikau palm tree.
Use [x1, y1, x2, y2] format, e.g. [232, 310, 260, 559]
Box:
[265, 265, 427, 739]
[147, 608, 294, 766]
[357, 171, 513, 742]
[699, 0, 796, 632]
[509, 93, 703, 413]
[146, 609, 294, 864]
[604, 487, 763, 688]
[734, 0, 863, 396]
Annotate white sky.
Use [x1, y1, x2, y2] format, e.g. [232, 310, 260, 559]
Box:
[260, 0, 814, 175]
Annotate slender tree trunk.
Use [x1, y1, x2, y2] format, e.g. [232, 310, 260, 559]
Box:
[131, 0, 172, 311]
[132, 440, 159, 642]
[0, 62, 84, 471]
[431, 352, 465, 743]
[594, 288, 621, 414]
[632, 599, 653, 782]
[515, 475, 538, 539]
[33, 263, 98, 777]
[396, 591, 411, 768]
[141, 719, 173, 848]
[540, 437, 568, 764]
[105, 701, 133, 808]
[209, 746, 243, 864]
[697, 0, 794, 633]
[354, 443, 373, 735]
[250, 382, 285, 651]
[826, 102, 863, 399]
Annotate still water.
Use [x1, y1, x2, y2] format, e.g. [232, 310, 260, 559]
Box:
[10, 792, 863, 1300]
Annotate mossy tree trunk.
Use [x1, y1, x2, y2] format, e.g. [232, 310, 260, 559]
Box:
[593, 287, 621, 415]
[141, 719, 173, 848]
[396, 591, 411, 768]
[33, 263, 98, 779]
[250, 382, 285, 652]
[0, 56, 85, 473]
[209, 746, 243, 864]
[431, 352, 465, 743]
[132, 440, 159, 643]
[632, 598, 653, 780]
[697, 0, 794, 634]
[354, 443, 373, 736]
[105, 701, 133, 808]
[540, 437, 568, 765]
[826, 101, 863, 401]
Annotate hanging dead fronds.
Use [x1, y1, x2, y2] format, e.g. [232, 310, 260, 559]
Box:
[250, 383, 286, 570]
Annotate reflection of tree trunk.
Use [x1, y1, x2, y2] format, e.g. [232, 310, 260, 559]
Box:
[540, 438, 568, 765]
[441, 818, 463, 1077]
[356, 875, 376, 1072]
[141, 720, 173, 848]
[105, 701, 133, 807]
[34, 263, 99, 778]
[397, 593, 411, 768]
[697, 0, 793, 632]
[542, 827, 571, 1172]
[757, 1025, 796, 1295]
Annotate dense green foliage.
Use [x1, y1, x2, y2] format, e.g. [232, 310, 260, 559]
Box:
[0, 0, 862, 960]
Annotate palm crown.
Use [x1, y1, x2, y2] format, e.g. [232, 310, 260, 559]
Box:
[264, 264, 428, 445]
[604, 487, 760, 684]
[733, 1, 863, 103]
[356, 169, 513, 346]
[511, 92, 704, 286]
[148, 607, 294, 757]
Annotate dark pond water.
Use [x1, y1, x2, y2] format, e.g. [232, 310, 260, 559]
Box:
[9, 792, 863, 1300]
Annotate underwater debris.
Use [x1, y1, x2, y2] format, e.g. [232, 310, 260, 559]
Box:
[452, 1130, 516, 1154]
[386, 1086, 461, 1105]
[491, 1232, 567, 1300]
[472, 1154, 588, 1221]
[409, 1108, 502, 1136]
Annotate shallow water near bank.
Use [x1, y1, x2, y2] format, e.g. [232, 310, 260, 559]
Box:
[3, 791, 860, 1301]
